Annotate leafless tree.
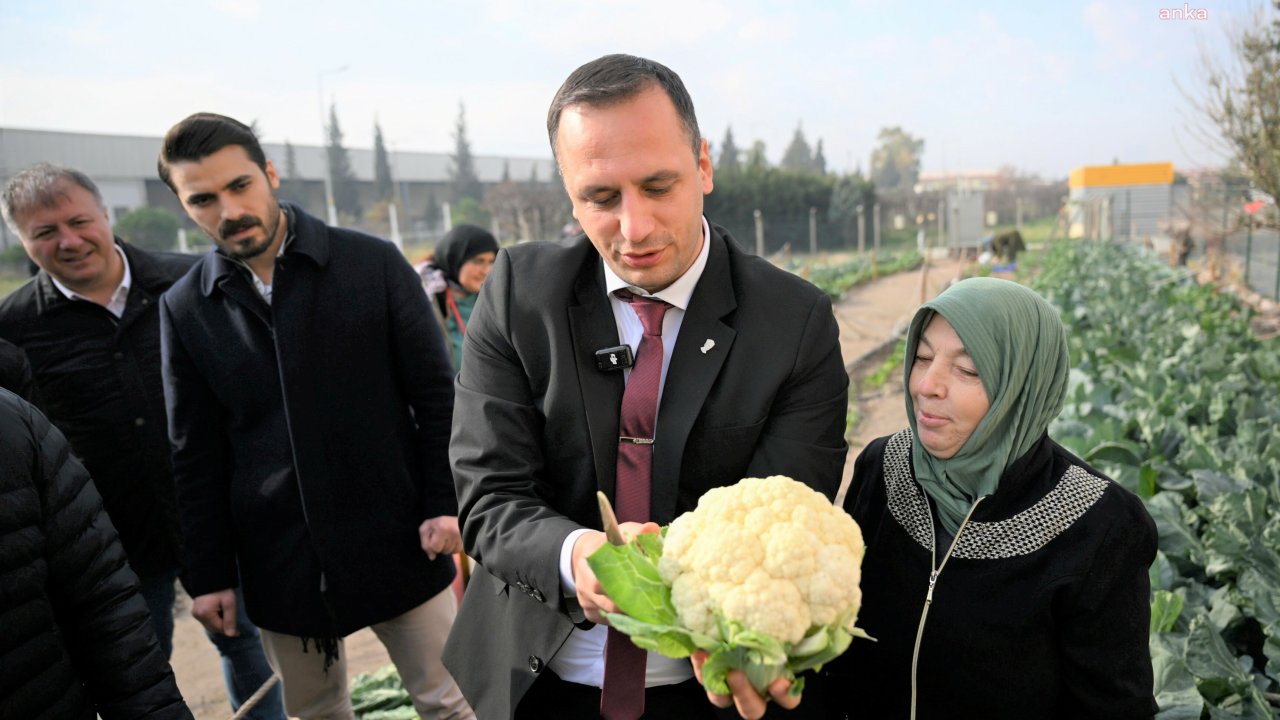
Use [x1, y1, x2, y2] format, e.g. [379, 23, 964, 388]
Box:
[484, 172, 570, 243]
[1183, 1, 1280, 231]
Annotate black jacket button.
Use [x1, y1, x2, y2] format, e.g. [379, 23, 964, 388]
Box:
[528, 655, 542, 673]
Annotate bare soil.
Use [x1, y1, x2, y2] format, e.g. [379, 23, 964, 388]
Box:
[832, 256, 969, 505]
[170, 591, 391, 719]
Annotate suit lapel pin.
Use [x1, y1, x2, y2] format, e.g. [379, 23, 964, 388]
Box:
[700, 339, 715, 354]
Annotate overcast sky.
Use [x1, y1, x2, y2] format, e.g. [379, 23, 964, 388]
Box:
[0, 0, 1251, 179]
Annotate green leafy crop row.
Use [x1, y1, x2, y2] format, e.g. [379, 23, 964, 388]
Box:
[800, 250, 922, 300]
[1033, 240, 1280, 718]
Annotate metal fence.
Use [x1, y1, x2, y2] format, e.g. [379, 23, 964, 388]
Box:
[1071, 181, 1280, 301]
[1224, 226, 1280, 300]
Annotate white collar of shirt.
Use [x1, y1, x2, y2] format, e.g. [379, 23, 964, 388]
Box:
[50, 243, 132, 319]
[547, 217, 713, 690]
[233, 206, 293, 304]
[601, 215, 710, 392]
[601, 216, 711, 310]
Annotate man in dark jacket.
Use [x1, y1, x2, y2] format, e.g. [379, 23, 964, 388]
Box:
[0, 388, 193, 720]
[0, 163, 284, 718]
[157, 112, 472, 719]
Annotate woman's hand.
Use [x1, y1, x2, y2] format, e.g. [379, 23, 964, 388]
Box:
[691, 649, 801, 719]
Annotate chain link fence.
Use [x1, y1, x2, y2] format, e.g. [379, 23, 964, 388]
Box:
[1224, 226, 1280, 300]
[1069, 177, 1279, 301]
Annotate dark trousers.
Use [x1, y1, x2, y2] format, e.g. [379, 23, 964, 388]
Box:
[137, 569, 179, 659]
[205, 587, 285, 720]
[137, 574, 283, 718]
[515, 669, 828, 720]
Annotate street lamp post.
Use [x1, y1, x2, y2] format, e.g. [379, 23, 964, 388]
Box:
[317, 65, 348, 226]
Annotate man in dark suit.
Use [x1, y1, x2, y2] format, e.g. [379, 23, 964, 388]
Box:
[444, 54, 849, 720]
[156, 113, 472, 719]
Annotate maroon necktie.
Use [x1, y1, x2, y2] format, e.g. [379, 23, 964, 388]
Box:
[601, 289, 669, 720]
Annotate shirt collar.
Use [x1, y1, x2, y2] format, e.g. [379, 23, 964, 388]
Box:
[49, 242, 132, 308]
[602, 216, 711, 311]
[227, 204, 294, 297]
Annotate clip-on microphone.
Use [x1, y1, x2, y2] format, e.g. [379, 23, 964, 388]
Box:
[594, 345, 634, 371]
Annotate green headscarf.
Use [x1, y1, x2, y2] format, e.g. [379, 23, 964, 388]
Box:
[903, 277, 1070, 534]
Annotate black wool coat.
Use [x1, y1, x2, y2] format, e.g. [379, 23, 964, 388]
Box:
[0, 390, 191, 720]
[159, 205, 457, 637]
[824, 430, 1158, 720]
[0, 242, 197, 578]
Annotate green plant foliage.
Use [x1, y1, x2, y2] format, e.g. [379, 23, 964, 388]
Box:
[703, 168, 836, 252]
[327, 104, 361, 219]
[586, 526, 864, 697]
[450, 197, 490, 229]
[864, 339, 907, 392]
[350, 665, 414, 719]
[1034, 240, 1280, 717]
[113, 206, 180, 251]
[1, 244, 32, 267]
[803, 251, 922, 300]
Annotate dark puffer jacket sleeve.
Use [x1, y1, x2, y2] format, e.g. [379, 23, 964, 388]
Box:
[0, 337, 41, 406]
[21, 393, 192, 719]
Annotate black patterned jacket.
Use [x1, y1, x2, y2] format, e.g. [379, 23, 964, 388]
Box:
[0, 242, 197, 578]
[824, 430, 1158, 720]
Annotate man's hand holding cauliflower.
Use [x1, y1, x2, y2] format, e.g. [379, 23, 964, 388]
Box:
[583, 475, 871, 716]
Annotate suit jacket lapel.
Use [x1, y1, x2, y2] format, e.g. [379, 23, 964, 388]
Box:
[651, 232, 737, 523]
[567, 258, 625, 505]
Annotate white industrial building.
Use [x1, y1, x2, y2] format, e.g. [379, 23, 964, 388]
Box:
[0, 126, 557, 248]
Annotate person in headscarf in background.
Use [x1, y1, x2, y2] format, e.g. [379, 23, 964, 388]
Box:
[825, 277, 1158, 720]
[418, 225, 498, 369]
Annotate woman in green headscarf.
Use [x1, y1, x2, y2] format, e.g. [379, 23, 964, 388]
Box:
[825, 277, 1158, 720]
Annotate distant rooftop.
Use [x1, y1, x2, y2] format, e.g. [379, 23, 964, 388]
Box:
[1068, 162, 1174, 189]
[0, 126, 557, 184]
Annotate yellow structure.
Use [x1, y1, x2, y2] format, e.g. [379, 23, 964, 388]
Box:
[1069, 162, 1174, 189]
[1066, 162, 1176, 239]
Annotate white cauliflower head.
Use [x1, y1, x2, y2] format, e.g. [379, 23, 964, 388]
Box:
[657, 475, 865, 645]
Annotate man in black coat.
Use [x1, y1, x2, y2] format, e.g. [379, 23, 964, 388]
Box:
[0, 388, 192, 720]
[443, 54, 848, 720]
[157, 113, 472, 719]
[0, 163, 283, 718]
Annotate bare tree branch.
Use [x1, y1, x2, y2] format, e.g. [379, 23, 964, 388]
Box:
[1181, 1, 1280, 230]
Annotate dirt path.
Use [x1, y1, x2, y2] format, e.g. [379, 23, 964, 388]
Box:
[832, 256, 969, 504]
[171, 592, 391, 719]
[833, 259, 950, 365]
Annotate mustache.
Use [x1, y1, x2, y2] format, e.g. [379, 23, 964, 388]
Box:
[219, 215, 263, 240]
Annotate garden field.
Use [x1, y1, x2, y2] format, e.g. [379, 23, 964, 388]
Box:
[840, 241, 1280, 718]
[1033, 241, 1280, 718]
